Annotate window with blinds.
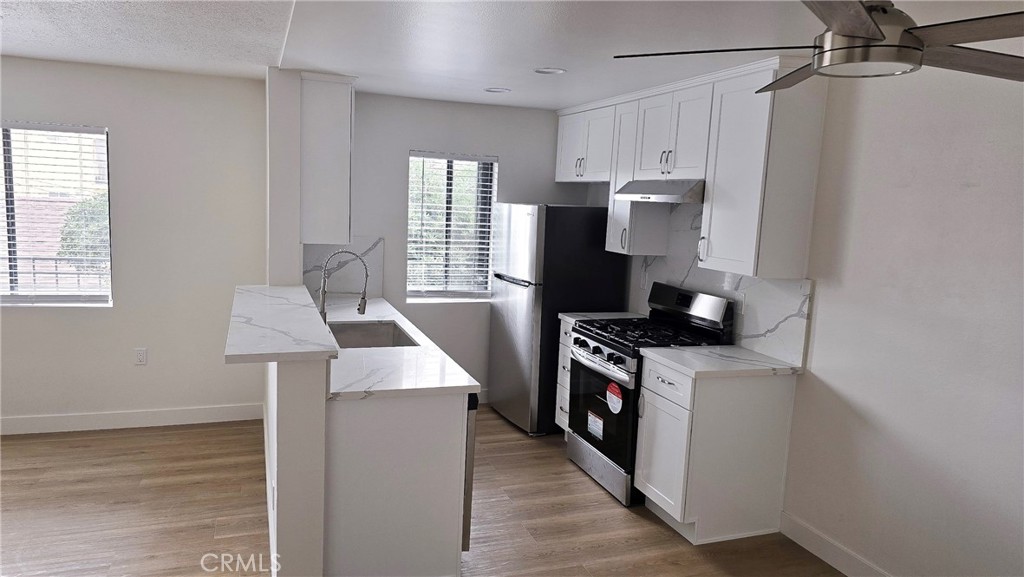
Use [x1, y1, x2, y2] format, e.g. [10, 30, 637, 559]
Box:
[407, 152, 496, 298]
[1, 124, 112, 305]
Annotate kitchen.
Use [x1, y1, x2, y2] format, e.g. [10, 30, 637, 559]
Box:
[1, 2, 1022, 577]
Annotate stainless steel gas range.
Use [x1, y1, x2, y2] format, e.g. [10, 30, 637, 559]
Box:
[565, 282, 735, 506]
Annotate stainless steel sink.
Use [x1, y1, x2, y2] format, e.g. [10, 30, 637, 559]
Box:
[329, 321, 418, 349]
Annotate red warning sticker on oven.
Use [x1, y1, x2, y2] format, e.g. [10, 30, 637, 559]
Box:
[587, 411, 603, 440]
[607, 383, 623, 414]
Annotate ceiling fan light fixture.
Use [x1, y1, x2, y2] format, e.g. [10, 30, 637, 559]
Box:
[813, 45, 923, 77]
[811, 17, 924, 79]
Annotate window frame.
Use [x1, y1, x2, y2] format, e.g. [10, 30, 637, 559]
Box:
[0, 122, 113, 307]
[406, 151, 496, 301]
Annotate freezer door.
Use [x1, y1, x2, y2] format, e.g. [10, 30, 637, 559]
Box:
[487, 272, 543, 433]
[492, 203, 545, 285]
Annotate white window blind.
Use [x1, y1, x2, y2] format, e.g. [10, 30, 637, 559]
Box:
[1, 124, 112, 305]
[407, 152, 496, 298]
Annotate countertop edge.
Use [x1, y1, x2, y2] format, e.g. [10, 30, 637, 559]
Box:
[640, 346, 802, 379]
[224, 285, 339, 365]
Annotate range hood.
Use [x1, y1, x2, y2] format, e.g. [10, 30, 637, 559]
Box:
[614, 179, 704, 204]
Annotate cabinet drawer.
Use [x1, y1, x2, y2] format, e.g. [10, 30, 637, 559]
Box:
[557, 344, 572, 387]
[642, 359, 694, 410]
[559, 320, 575, 347]
[555, 384, 570, 430]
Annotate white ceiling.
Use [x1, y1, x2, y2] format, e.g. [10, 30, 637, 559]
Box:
[2, 1, 1021, 110]
[0, 1, 293, 78]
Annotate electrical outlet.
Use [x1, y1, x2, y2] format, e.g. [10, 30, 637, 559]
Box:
[134, 347, 147, 366]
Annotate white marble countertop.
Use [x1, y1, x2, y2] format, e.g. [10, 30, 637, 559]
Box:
[225, 285, 339, 364]
[325, 295, 480, 401]
[558, 311, 646, 323]
[641, 345, 801, 379]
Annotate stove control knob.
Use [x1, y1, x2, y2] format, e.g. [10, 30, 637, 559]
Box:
[572, 337, 582, 346]
[591, 345, 603, 356]
[576, 339, 589, 350]
[607, 353, 624, 365]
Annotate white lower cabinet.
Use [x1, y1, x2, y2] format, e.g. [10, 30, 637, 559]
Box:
[555, 328, 573, 430]
[635, 386, 692, 521]
[637, 354, 796, 545]
[555, 383, 570, 431]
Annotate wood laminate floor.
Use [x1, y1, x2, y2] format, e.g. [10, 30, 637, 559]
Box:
[1, 420, 270, 576]
[1, 408, 840, 577]
[461, 406, 841, 577]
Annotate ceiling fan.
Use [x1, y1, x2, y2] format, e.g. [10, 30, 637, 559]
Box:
[614, 1, 1024, 93]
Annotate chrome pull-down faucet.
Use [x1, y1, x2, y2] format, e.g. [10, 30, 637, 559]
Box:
[318, 249, 369, 322]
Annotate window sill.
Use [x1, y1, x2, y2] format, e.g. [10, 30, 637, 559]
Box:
[1, 300, 112, 308]
[406, 296, 491, 305]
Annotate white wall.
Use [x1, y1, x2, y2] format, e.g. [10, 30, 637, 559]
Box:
[350, 92, 586, 387]
[0, 57, 267, 432]
[782, 64, 1023, 575]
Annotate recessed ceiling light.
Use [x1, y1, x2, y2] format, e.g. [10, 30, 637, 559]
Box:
[534, 67, 567, 75]
[484, 87, 511, 93]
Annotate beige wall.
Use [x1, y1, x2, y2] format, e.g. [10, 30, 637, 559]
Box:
[0, 57, 267, 432]
[350, 92, 586, 388]
[783, 57, 1023, 576]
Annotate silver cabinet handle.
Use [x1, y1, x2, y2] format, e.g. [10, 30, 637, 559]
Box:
[697, 236, 707, 263]
[656, 375, 676, 387]
[562, 365, 570, 373]
[620, 228, 626, 250]
[563, 330, 571, 337]
[658, 150, 667, 174]
[579, 158, 583, 177]
[638, 392, 645, 418]
[665, 150, 673, 174]
[559, 405, 569, 414]
[574, 158, 581, 177]
[581, 157, 586, 176]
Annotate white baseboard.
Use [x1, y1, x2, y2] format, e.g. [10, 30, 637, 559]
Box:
[0, 403, 264, 435]
[477, 387, 488, 404]
[781, 511, 891, 577]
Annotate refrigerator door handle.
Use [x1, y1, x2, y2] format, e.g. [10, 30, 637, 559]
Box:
[493, 272, 537, 288]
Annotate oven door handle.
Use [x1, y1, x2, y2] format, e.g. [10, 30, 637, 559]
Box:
[570, 348, 633, 388]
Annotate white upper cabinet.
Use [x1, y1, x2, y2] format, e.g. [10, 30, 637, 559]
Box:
[555, 112, 586, 181]
[634, 84, 713, 181]
[606, 101, 670, 256]
[555, 106, 615, 182]
[667, 84, 714, 179]
[699, 67, 826, 278]
[299, 72, 354, 245]
[633, 93, 673, 180]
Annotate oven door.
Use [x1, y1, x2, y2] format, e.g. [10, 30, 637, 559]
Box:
[568, 352, 638, 473]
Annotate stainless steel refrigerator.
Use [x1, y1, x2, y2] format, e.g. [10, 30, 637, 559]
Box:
[487, 203, 627, 435]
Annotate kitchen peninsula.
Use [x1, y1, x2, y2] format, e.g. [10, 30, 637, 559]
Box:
[225, 285, 480, 577]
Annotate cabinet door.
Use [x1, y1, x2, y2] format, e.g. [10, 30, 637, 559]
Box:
[300, 74, 353, 245]
[555, 112, 586, 182]
[606, 102, 639, 254]
[580, 107, 615, 181]
[633, 93, 673, 180]
[667, 84, 713, 179]
[555, 384, 570, 431]
[635, 388, 692, 522]
[700, 69, 775, 276]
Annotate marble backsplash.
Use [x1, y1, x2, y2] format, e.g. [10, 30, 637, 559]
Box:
[630, 203, 812, 367]
[303, 236, 385, 299]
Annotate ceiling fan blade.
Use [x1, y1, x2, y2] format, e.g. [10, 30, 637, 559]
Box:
[755, 64, 816, 94]
[613, 45, 817, 59]
[923, 45, 1024, 82]
[802, 1, 884, 40]
[908, 11, 1024, 47]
